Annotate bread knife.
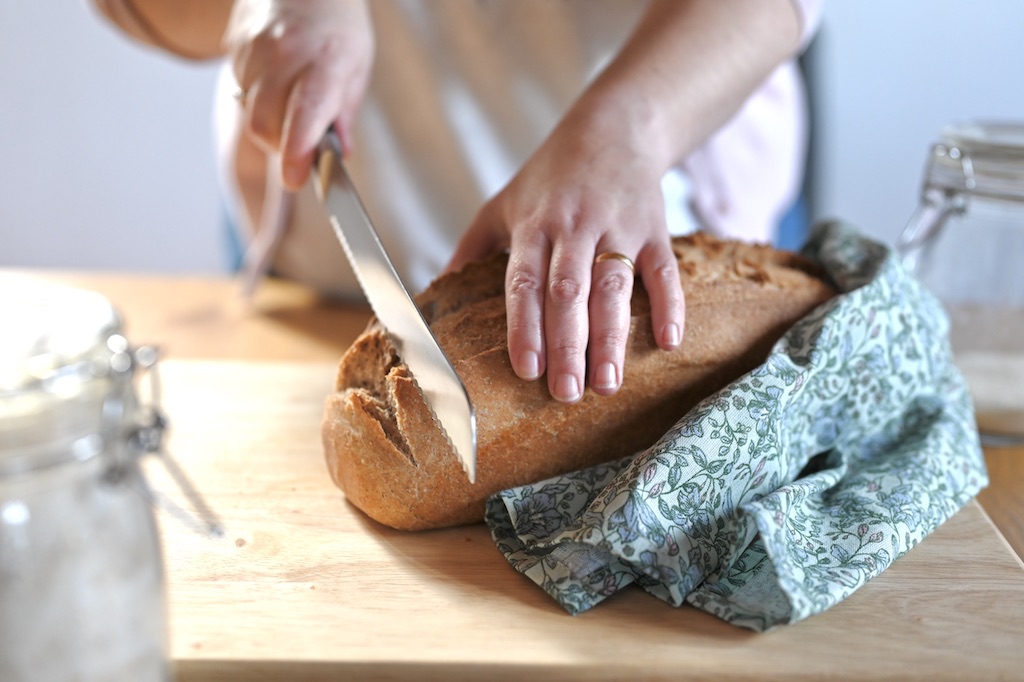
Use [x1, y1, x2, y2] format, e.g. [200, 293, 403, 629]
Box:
[312, 130, 477, 483]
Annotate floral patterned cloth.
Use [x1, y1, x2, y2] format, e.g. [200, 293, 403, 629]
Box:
[485, 221, 988, 631]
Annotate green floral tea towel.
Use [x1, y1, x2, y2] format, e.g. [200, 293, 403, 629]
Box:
[485, 221, 988, 631]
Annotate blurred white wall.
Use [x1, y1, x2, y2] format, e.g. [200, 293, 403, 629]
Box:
[0, 1, 224, 274]
[809, 1, 1024, 241]
[1, 2, 1023, 273]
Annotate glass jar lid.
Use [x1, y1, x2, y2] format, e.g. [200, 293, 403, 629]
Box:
[0, 276, 124, 395]
[0, 276, 127, 466]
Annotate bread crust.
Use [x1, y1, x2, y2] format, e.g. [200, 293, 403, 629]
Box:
[321, 233, 837, 530]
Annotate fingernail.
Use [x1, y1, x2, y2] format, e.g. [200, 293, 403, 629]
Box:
[554, 374, 581, 403]
[593, 362, 617, 390]
[517, 351, 540, 380]
[663, 323, 681, 348]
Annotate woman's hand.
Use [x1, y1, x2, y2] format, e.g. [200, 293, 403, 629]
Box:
[450, 100, 686, 404]
[449, 0, 803, 404]
[225, 0, 374, 190]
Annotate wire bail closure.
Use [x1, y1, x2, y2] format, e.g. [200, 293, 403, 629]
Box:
[104, 337, 224, 538]
[896, 143, 973, 274]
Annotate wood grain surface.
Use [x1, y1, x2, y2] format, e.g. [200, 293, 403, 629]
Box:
[978, 448, 1024, 557]
[7, 269, 1024, 679]
[153, 360, 1024, 681]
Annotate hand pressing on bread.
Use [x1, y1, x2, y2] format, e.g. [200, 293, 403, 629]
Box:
[449, 0, 803, 403]
[450, 106, 685, 404]
[224, 0, 374, 191]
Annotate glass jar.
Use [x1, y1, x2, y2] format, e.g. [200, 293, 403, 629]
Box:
[0, 279, 170, 681]
[897, 120, 1024, 443]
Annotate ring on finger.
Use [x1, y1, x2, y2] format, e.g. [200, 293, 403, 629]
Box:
[593, 251, 635, 274]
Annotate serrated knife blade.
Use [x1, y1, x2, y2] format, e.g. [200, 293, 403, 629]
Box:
[313, 130, 477, 483]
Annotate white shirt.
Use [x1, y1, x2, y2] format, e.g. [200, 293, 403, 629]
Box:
[216, 0, 821, 299]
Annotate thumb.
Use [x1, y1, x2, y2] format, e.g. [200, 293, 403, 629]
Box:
[446, 206, 507, 274]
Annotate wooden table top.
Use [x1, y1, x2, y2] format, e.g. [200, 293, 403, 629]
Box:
[7, 268, 1024, 680]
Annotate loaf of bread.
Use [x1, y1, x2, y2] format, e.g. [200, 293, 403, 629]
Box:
[321, 233, 837, 531]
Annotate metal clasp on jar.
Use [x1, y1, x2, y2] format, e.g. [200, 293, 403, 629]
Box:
[896, 143, 975, 274]
[103, 335, 223, 538]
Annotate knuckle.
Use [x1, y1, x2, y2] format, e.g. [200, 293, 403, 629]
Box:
[253, 25, 309, 65]
[592, 327, 628, 351]
[649, 262, 682, 295]
[506, 271, 544, 299]
[250, 30, 281, 57]
[548, 276, 585, 305]
[550, 339, 585, 359]
[593, 270, 632, 296]
[317, 35, 347, 61]
[248, 113, 276, 142]
[548, 215, 581, 239]
[652, 262, 679, 285]
[506, 322, 535, 341]
[534, 206, 587, 242]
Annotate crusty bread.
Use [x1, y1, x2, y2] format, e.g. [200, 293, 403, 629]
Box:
[321, 233, 837, 531]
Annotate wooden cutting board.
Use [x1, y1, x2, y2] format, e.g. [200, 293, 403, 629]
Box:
[153, 360, 1024, 681]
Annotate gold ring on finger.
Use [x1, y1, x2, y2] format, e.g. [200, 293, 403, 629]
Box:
[593, 251, 635, 274]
